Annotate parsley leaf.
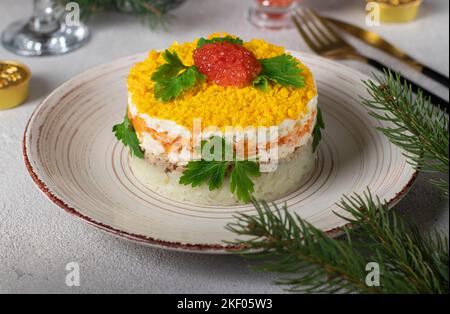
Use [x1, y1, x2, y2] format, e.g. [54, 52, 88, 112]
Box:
[312, 107, 325, 152]
[113, 114, 144, 159]
[154, 67, 204, 102]
[197, 36, 244, 48]
[162, 49, 185, 68]
[252, 75, 270, 92]
[151, 50, 205, 102]
[179, 160, 229, 191]
[180, 137, 230, 190]
[254, 54, 305, 92]
[179, 137, 261, 203]
[230, 161, 261, 203]
[151, 51, 186, 82]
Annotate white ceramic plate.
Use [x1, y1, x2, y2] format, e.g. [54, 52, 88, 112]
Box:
[23, 52, 416, 253]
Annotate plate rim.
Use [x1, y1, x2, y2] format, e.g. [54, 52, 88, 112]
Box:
[22, 51, 418, 253]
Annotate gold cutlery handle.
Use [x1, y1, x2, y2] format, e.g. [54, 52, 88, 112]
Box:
[326, 17, 449, 87]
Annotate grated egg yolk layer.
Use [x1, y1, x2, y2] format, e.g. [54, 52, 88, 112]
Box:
[127, 35, 317, 130]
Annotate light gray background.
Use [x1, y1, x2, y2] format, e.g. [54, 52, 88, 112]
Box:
[0, 0, 448, 294]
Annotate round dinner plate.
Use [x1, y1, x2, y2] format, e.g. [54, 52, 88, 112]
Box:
[23, 52, 416, 253]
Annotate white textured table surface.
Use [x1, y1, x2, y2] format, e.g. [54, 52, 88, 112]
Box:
[0, 0, 448, 294]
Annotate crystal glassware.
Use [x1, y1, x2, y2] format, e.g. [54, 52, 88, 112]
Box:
[248, 0, 301, 30]
[1, 0, 89, 56]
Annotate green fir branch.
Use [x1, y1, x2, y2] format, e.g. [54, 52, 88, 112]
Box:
[226, 192, 449, 294]
[227, 72, 449, 294]
[361, 71, 449, 198]
[60, 0, 180, 28]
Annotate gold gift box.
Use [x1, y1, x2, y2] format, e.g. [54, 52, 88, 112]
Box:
[0, 60, 31, 110]
[367, 0, 423, 23]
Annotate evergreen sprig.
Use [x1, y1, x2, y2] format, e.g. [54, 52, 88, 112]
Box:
[226, 192, 449, 294]
[362, 71, 449, 198]
[226, 72, 449, 294]
[60, 0, 183, 28]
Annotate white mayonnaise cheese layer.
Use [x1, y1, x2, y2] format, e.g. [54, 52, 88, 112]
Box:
[128, 94, 318, 167]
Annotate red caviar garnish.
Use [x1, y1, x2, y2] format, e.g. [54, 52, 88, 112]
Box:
[193, 42, 262, 88]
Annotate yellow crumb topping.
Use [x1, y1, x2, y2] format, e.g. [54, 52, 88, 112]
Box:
[127, 34, 317, 130]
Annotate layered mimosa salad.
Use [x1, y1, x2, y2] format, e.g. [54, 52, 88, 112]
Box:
[113, 34, 324, 205]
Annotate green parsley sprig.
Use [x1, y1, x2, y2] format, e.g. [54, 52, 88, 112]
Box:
[113, 114, 144, 159]
[253, 54, 305, 92]
[230, 160, 261, 203]
[197, 36, 244, 48]
[151, 43, 306, 101]
[312, 107, 325, 152]
[151, 50, 205, 102]
[179, 137, 261, 203]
